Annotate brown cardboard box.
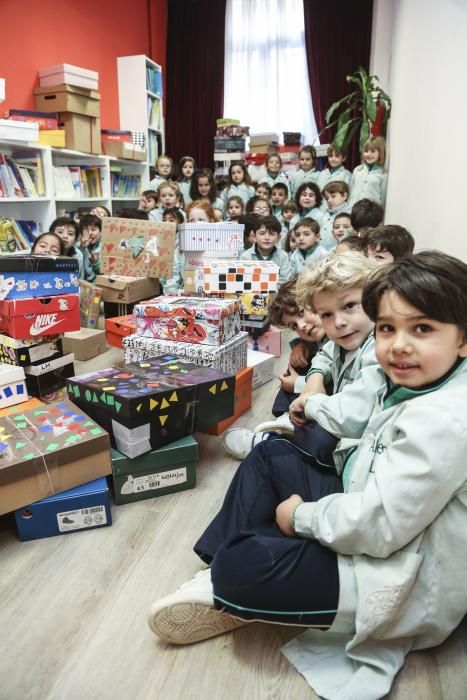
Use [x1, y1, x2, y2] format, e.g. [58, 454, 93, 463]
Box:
[101, 141, 147, 161]
[62, 329, 107, 361]
[57, 113, 101, 154]
[96, 275, 160, 304]
[0, 400, 111, 514]
[34, 84, 100, 117]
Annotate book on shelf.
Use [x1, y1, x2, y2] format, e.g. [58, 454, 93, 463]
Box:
[11, 150, 46, 196]
[110, 168, 142, 198]
[146, 65, 163, 97]
[0, 218, 40, 252]
[53, 164, 104, 199]
[147, 96, 161, 131]
[0, 152, 45, 198]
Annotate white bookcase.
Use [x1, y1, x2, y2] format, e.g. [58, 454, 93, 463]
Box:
[117, 54, 165, 169]
[0, 139, 149, 236]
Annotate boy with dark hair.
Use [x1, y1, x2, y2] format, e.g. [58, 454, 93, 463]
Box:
[320, 181, 350, 250]
[79, 213, 102, 282]
[317, 145, 352, 191]
[350, 198, 384, 234]
[289, 218, 328, 274]
[239, 215, 291, 283]
[50, 216, 83, 276]
[138, 190, 158, 214]
[270, 182, 289, 224]
[162, 208, 185, 225]
[335, 235, 365, 253]
[362, 224, 415, 264]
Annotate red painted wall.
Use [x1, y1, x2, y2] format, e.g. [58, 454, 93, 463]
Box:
[0, 0, 167, 129]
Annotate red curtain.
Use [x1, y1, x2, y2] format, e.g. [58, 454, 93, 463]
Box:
[165, 0, 226, 170]
[303, 0, 373, 167]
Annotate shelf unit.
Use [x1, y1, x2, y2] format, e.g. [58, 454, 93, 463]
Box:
[117, 54, 165, 169]
[0, 139, 149, 236]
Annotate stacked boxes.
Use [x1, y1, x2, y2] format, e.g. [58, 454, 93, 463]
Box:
[214, 118, 249, 176]
[96, 274, 160, 319]
[79, 280, 102, 329]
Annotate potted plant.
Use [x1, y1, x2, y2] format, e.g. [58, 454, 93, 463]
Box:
[322, 66, 392, 152]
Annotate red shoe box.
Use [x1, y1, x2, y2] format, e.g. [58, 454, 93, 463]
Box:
[0, 295, 80, 339]
[105, 314, 136, 349]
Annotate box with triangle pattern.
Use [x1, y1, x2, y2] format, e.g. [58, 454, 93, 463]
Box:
[66, 355, 235, 457]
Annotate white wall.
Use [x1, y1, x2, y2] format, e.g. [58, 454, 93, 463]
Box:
[370, 0, 467, 258]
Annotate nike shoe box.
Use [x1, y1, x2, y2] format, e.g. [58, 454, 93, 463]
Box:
[24, 353, 75, 397]
[0, 294, 80, 339]
[0, 363, 28, 409]
[0, 255, 79, 300]
[14, 477, 111, 541]
[111, 436, 198, 505]
[0, 333, 64, 367]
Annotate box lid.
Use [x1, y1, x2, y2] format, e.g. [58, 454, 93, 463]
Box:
[33, 84, 100, 101]
[64, 329, 105, 342]
[38, 64, 99, 81]
[23, 352, 74, 376]
[96, 275, 148, 292]
[0, 362, 25, 384]
[0, 119, 40, 132]
[105, 314, 136, 337]
[111, 436, 198, 475]
[135, 296, 239, 320]
[0, 294, 79, 320]
[0, 255, 79, 274]
[24, 476, 108, 505]
[7, 109, 59, 120]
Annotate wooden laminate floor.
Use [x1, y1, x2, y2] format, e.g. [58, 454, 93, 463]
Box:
[1, 336, 466, 700]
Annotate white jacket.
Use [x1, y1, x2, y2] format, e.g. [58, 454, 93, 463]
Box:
[349, 163, 387, 207]
[284, 359, 467, 700]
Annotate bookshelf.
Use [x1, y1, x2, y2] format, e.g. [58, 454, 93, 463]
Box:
[0, 140, 149, 239]
[117, 54, 165, 169]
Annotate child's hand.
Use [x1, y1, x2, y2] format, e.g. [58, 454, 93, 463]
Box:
[279, 365, 298, 393]
[276, 494, 304, 536]
[80, 229, 90, 248]
[289, 342, 311, 369]
[289, 393, 309, 426]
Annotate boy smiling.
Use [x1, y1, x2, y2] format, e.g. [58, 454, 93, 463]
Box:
[239, 215, 291, 283]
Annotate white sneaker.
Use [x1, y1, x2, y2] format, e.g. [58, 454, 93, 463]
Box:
[254, 413, 295, 435]
[223, 428, 272, 460]
[148, 569, 248, 645]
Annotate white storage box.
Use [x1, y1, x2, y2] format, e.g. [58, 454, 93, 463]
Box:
[0, 119, 39, 143]
[0, 363, 28, 409]
[178, 222, 244, 253]
[247, 349, 275, 390]
[38, 63, 99, 90]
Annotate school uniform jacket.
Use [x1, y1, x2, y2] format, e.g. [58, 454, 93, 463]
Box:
[148, 175, 167, 192]
[284, 359, 467, 700]
[239, 244, 292, 284]
[290, 168, 319, 196]
[317, 165, 352, 193]
[289, 243, 328, 275]
[319, 202, 351, 250]
[221, 183, 255, 213]
[178, 179, 192, 206]
[349, 163, 387, 207]
[258, 170, 291, 197]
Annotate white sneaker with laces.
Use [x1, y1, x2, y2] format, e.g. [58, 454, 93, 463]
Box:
[222, 428, 272, 460]
[148, 569, 248, 644]
[254, 413, 295, 435]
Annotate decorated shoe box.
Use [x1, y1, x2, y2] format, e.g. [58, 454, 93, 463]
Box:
[103, 298, 155, 320]
[184, 250, 236, 271]
[196, 260, 279, 295]
[241, 315, 270, 332]
[0, 255, 79, 300]
[247, 326, 281, 357]
[62, 329, 106, 361]
[247, 349, 275, 390]
[105, 314, 136, 349]
[24, 353, 75, 397]
[201, 366, 253, 436]
[134, 296, 241, 346]
[0, 294, 80, 340]
[66, 356, 235, 457]
[0, 363, 28, 409]
[111, 436, 198, 505]
[123, 331, 248, 375]
[14, 477, 111, 541]
[0, 396, 44, 418]
[96, 275, 160, 305]
[79, 280, 102, 329]
[178, 222, 244, 253]
[0, 333, 64, 367]
[0, 400, 111, 515]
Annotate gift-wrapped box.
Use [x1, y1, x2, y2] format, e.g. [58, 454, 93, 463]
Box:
[0, 256, 79, 300]
[196, 260, 279, 295]
[247, 349, 275, 390]
[95, 275, 160, 304]
[0, 400, 111, 515]
[0, 363, 28, 409]
[14, 477, 111, 541]
[123, 331, 247, 374]
[178, 222, 243, 253]
[0, 333, 63, 367]
[79, 280, 102, 329]
[111, 436, 198, 505]
[66, 356, 235, 457]
[24, 353, 75, 397]
[105, 314, 136, 349]
[248, 326, 281, 357]
[134, 296, 241, 347]
[0, 294, 80, 339]
[201, 366, 253, 435]
[100, 217, 176, 278]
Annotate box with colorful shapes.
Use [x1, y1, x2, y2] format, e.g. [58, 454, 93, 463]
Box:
[66, 355, 235, 457]
[0, 294, 80, 339]
[0, 256, 79, 301]
[0, 333, 64, 367]
[0, 401, 111, 515]
[0, 363, 28, 410]
[134, 296, 241, 346]
[201, 366, 253, 436]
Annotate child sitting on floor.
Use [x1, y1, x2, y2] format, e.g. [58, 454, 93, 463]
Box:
[148, 250, 467, 700]
[362, 224, 415, 264]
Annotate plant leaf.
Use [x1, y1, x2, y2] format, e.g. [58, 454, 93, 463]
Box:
[324, 92, 359, 123]
[359, 121, 370, 151]
[334, 117, 358, 152]
[365, 93, 377, 123]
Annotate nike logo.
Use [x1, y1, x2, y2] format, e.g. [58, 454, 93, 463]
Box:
[29, 313, 64, 336]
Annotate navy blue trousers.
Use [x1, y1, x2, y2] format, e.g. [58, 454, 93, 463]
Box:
[194, 440, 343, 626]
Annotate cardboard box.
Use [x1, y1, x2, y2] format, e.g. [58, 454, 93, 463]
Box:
[248, 326, 281, 357]
[103, 298, 155, 320]
[0, 400, 111, 515]
[183, 268, 202, 295]
[96, 275, 160, 305]
[123, 331, 248, 375]
[101, 141, 146, 161]
[63, 329, 106, 361]
[198, 260, 279, 295]
[101, 130, 132, 143]
[0, 255, 79, 300]
[0, 334, 63, 367]
[111, 436, 198, 505]
[38, 64, 99, 90]
[0, 363, 28, 409]
[79, 280, 102, 329]
[0, 119, 39, 142]
[66, 356, 235, 457]
[0, 294, 80, 339]
[178, 223, 244, 253]
[14, 477, 111, 541]
[134, 296, 241, 347]
[24, 353, 75, 397]
[247, 349, 275, 390]
[38, 129, 66, 147]
[105, 314, 136, 349]
[6, 109, 59, 129]
[100, 217, 176, 279]
[184, 251, 236, 270]
[57, 112, 101, 154]
[34, 84, 100, 117]
[0, 397, 44, 417]
[201, 366, 253, 435]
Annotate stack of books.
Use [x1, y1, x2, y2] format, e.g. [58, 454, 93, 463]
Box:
[53, 164, 104, 199]
[0, 151, 45, 198]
